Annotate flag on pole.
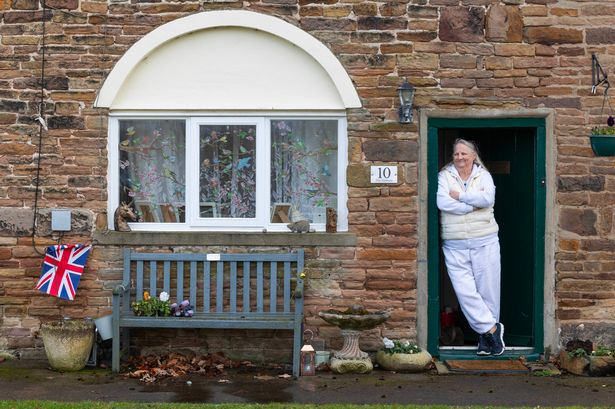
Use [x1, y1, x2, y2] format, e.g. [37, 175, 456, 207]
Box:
[35, 244, 92, 301]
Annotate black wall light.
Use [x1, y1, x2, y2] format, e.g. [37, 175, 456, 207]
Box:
[398, 78, 415, 124]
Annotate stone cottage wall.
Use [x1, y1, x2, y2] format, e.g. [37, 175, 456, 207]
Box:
[1, 0, 615, 359]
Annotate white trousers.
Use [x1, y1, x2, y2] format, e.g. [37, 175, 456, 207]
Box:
[442, 240, 501, 335]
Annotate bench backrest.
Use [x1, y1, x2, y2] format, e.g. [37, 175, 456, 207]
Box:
[122, 249, 304, 315]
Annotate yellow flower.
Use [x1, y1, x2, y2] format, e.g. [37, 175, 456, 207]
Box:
[143, 291, 150, 300]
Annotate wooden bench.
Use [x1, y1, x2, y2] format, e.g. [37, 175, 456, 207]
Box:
[112, 248, 305, 377]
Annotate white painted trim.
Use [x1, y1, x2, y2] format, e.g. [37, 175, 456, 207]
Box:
[337, 117, 349, 232]
[107, 118, 119, 230]
[95, 10, 360, 109]
[109, 111, 347, 117]
[109, 114, 347, 233]
[188, 117, 266, 228]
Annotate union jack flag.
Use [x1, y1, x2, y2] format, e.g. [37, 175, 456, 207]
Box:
[35, 244, 92, 301]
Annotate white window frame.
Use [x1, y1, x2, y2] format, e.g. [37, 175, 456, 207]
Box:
[107, 112, 348, 232]
[187, 117, 266, 229]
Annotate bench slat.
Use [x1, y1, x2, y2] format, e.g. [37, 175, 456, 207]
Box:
[216, 261, 223, 313]
[120, 315, 295, 330]
[136, 261, 144, 299]
[270, 261, 277, 313]
[204, 261, 211, 313]
[163, 261, 170, 295]
[177, 261, 184, 303]
[190, 261, 197, 309]
[149, 261, 157, 296]
[284, 261, 290, 313]
[256, 261, 263, 313]
[243, 261, 250, 313]
[230, 262, 237, 313]
[129, 253, 300, 262]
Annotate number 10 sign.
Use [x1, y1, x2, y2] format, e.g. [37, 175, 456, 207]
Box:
[370, 166, 398, 184]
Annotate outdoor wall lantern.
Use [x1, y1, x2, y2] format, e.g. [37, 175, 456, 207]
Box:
[398, 78, 415, 124]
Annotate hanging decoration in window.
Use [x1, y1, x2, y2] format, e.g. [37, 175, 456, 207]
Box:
[118, 120, 186, 222]
[271, 120, 337, 224]
[199, 124, 257, 219]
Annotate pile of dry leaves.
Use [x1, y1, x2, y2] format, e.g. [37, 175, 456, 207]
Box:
[124, 351, 249, 383]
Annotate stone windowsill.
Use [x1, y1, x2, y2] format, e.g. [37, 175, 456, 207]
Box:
[92, 231, 357, 247]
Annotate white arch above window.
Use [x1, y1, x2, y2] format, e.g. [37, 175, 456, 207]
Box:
[94, 10, 361, 110]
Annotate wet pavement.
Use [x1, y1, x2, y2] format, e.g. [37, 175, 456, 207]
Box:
[1, 358, 615, 406]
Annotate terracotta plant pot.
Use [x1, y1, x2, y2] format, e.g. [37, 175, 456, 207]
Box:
[40, 319, 94, 371]
[376, 350, 432, 373]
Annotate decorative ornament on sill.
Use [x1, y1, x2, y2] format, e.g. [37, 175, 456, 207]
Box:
[114, 202, 137, 231]
[287, 206, 313, 233]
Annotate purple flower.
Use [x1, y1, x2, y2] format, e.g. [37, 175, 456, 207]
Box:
[608, 116, 614, 127]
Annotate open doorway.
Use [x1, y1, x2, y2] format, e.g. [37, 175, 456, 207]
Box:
[426, 118, 546, 360]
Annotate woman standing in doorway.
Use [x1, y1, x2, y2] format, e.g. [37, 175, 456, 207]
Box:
[436, 138, 505, 356]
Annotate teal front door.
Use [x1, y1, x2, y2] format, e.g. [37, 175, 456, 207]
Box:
[427, 118, 546, 359]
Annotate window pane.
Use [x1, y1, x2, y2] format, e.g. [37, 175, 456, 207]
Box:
[119, 120, 186, 223]
[199, 124, 256, 218]
[271, 120, 337, 224]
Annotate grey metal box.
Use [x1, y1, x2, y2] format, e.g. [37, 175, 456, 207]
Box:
[51, 209, 71, 231]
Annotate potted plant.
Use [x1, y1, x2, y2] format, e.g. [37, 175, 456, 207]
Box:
[558, 324, 615, 376]
[590, 116, 615, 156]
[131, 291, 171, 317]
[376, 337, 432, 373]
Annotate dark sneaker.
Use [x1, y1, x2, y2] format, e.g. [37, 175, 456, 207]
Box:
[476, 333, 491, 356]
[490, 323, 505, 356]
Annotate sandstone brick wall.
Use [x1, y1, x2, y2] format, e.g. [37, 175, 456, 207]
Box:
[1, 0, 615, 358]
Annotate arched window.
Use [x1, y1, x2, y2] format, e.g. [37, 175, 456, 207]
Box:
[96, 11, 360, 232]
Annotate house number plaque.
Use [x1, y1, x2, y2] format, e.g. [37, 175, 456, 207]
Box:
[370, 166, 397, 184]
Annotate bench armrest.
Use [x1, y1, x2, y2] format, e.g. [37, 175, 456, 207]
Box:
[112, 281, 131, 296]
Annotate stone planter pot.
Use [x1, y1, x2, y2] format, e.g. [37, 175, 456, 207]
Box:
[376, 350, 432, 373]
[40, 319, 94, 372]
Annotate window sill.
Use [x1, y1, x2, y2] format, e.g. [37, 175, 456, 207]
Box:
[92, 231, 357, 247]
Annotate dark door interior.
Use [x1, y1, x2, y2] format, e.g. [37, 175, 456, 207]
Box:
[437, 128, 536, 348]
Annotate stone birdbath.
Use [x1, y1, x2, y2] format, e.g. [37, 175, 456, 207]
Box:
[318, 305, 390, 374]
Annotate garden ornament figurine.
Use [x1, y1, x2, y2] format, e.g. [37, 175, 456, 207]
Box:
[114, 202, 137, 232]
[326, 207, 337, 233]
[287, 205, 313, 233]
[288, 219, 311, 233]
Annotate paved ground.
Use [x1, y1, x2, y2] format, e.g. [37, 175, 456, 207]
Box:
[1, 358, 615, 406]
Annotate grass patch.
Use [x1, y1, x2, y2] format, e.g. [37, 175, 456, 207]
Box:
[0, 403, 598, 409]
[0, 404, 449, 409]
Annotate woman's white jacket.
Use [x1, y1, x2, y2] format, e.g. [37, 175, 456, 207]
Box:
[437, 164, 499, 241]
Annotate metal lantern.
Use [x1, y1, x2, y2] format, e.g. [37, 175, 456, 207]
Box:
[398, 78, 415, 124]
[300, 343, 316, 376]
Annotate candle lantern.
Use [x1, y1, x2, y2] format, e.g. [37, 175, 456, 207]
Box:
[300, 343, 316, 376]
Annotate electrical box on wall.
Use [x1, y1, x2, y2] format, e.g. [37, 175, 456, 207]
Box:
[51, 209, 72, 231]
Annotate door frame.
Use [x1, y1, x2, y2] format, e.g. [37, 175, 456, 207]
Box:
[416, 109, 557, 359]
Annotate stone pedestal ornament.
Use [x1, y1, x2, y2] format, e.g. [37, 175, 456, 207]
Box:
[318, 305, 390, 374]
